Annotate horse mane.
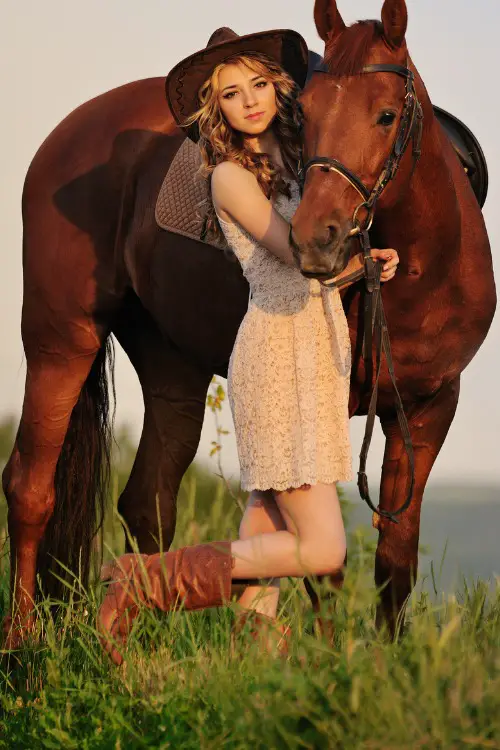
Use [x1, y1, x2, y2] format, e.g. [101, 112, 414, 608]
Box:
[324, 20, 384, 77]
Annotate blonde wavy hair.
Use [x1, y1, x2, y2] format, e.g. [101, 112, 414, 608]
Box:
[182, 52, 304, 249]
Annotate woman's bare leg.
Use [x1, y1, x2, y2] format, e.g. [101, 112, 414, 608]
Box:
[98, 482, 347, 665]
[230, 482, 346, 580]
[236, 489, 287, 618]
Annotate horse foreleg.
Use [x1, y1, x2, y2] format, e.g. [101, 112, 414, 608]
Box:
[113, 301, 212, 553]
[375, 378, 461, 637]
[2, 348, 100, 648]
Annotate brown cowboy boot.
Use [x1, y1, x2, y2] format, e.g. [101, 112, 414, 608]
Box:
[232, 609, 292, 658]
[98, 541, 234, 665]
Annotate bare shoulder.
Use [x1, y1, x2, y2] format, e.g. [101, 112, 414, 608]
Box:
[209, 161, 293, 264]
[211, 161, 264, 220]
[211, 161, 258, 192]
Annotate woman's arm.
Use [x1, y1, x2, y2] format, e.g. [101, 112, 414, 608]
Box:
[211, 161, 296, 266]
[211, 161, 399, 282]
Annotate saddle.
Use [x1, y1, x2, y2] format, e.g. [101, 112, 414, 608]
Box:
[155, 110, 488, 245]
[155, 138, 229, 251]
[433, 105, 488, 208]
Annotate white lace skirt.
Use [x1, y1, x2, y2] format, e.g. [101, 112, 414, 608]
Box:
[227, 283, 353, 492]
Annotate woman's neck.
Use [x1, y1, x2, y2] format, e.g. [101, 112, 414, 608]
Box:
[243, 127, 288, 173]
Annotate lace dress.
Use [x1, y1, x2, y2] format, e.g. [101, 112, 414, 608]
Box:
[216, 179, 352, 492]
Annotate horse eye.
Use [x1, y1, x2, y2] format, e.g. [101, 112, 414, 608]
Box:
[378, 111, 397, 127]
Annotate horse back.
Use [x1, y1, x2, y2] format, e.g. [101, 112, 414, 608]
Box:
[25, 77, 176, 190]
[20, 77, 181, 340]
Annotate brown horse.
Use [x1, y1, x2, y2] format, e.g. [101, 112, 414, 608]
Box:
[1, 0, 495, 648]
[293, 0, 496, 628]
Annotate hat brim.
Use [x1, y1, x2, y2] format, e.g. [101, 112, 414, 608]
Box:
[165, 29, 308, 142]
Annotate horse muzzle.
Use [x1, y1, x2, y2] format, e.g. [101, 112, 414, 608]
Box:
[289, 223, 352, 280]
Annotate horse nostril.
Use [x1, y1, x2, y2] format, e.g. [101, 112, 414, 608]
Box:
[326, 223, 341, 245]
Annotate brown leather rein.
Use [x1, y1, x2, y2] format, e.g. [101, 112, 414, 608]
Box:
[295, 62, 423, 523]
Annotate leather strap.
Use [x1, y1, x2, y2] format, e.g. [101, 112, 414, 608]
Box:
[320, 263, 365, 290]
[357, 232, 415, 523]
[362, 63, 413, 78]
[301, 157, 370, 203]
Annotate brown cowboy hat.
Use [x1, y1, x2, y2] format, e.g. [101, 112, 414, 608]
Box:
[165, 26, 309, 142]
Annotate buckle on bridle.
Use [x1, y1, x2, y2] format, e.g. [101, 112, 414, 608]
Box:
[350, 201, 375, 236]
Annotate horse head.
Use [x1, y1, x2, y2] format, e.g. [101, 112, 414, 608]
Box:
[292, 0, 425, 279]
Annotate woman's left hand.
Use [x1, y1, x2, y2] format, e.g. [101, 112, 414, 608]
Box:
[370, 248, 399, 283]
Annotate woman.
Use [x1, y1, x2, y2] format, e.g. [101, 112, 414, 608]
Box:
[98, 28, 399, 665]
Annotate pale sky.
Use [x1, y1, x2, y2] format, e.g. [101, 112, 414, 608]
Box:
[0, 0, 499, 489]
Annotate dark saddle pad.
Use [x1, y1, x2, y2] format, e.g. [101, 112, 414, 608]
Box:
[433, 105, 488, 208]
[155, 137, 229, 250]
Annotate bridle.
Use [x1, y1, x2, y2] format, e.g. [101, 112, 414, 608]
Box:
[295, 60, 424, 523]
[299, 60, 423, 238]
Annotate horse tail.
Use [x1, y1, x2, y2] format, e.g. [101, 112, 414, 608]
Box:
[37, 337, 116, 602]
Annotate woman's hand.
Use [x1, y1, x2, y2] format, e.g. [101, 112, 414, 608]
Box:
[321, 247, 400, 290]
[370, 248, 399, 282]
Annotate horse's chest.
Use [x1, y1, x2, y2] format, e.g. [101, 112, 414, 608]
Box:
[343, 285, 459, 410]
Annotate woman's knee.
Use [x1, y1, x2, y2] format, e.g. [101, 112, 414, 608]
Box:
[290, 533, 347, 576]
[306, 536, 347, 576]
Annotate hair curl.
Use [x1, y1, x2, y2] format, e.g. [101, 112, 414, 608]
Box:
[181, 52, 304, 251]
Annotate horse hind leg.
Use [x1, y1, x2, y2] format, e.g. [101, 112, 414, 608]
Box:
[2, 332, 112, 647]
[112, 296, 213, 554]
[375, 378, 461, 637]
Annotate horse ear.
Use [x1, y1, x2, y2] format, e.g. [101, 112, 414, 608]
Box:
[314, 0, 346, 43]
[381, 0, 408, 48]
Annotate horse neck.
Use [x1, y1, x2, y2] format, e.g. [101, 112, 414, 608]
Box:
[374, 76, 461, 270]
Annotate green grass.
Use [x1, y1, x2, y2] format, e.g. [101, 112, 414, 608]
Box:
[0, 468, 499, 749]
